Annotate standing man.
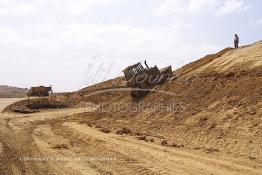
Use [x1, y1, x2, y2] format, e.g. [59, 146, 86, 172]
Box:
[234, 34, 239, 48]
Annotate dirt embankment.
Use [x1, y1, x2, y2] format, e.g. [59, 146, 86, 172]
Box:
[175, 47, 233, 76]
[7, 42, 260, 161]
[0, 99, 261, 175]
[3, 96, 77, 113]
[75, 41, 262, 163]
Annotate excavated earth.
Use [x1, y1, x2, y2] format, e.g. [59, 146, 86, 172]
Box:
[0, 41, 262, 175]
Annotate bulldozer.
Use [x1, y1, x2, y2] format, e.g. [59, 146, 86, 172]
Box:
[123, 61, 172, 98]
[27, 86, 53, 99]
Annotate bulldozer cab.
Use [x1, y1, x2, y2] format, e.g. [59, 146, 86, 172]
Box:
[123, 60, 172, 98]
[123, 63, 145, 81]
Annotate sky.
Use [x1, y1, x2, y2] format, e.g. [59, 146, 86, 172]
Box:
[0, 0, 262, 92]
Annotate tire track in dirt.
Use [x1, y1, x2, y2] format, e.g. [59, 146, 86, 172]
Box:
[0, 98, 93, 175]
[1, 98, 262, 175]
[0, 117, 50, 175]
[50, 122, 158, 174]
[51, 121, 262, 175]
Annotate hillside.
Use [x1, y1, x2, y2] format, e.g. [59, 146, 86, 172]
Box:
[0, 85, 27, 98]
[76, 41, 262, 163]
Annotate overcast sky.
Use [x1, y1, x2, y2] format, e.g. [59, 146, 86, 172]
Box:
[0, 0, 261, 91]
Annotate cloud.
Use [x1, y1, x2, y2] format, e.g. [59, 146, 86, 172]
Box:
[2, 0, 244, 91]
[0, 2, 36, 16]
[0, 0, 15, 5]
[216, 0, 251, 16]
[188, 0, 218, 13]
[153, 0, 187, 16]
[249, 18, 262, 27]
[0, 21, 220, 91]
[153, 0, 251, 16]
[255, 19, 262, 26]
[153, 0, 218, 15]
[67, 0, 121, 15]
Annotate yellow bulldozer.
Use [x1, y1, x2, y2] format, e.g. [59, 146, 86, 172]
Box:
[27, 86, 53, 99]
[123, 61, 172, 98]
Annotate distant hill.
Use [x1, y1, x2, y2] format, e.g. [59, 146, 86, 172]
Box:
[0, 85, 27, 98]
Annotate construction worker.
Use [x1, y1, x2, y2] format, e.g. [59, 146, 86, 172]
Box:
[234, 34, 239, 48]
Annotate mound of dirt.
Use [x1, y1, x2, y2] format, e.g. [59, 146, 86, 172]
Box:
[3, 97, 69, 113]
[76, 41, 262, 162]
[175, 47, 233, 76]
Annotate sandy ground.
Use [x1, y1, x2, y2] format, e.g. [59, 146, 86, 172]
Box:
[0, 98, 262, 175]
[194, 41, 262, 73]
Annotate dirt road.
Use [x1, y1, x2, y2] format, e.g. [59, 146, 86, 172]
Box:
[0, 98, 261, 175]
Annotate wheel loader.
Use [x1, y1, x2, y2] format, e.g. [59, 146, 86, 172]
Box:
[123, 61, 172, 98]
